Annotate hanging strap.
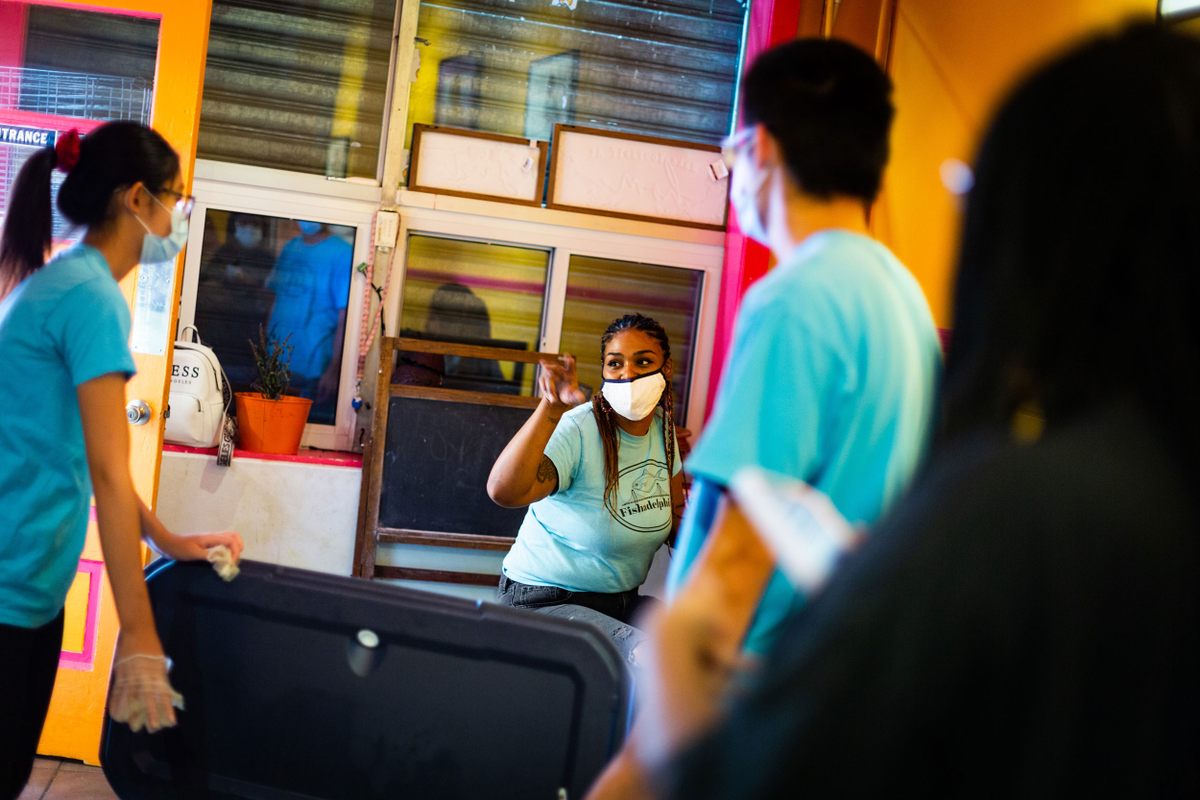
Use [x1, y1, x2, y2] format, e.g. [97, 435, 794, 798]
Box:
[215, 358, 236, 467]
[353, 213, 392, 409]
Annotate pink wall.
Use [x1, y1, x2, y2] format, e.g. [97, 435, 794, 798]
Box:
[705, 0, 805, 419]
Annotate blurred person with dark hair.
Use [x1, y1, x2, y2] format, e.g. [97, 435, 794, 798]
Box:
[425, 282, 508, 392]
[626, 23, 1200, 798]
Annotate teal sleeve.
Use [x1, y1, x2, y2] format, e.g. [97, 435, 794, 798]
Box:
[53, 279, 135, 387]
[543, 414, 582, 494]
[685, 291, 839, 486]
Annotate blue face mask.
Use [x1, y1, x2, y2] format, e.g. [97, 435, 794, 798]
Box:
[233, 223, 263, 248]
[133, 192, 190, 265]
[297, 220, 323, 236]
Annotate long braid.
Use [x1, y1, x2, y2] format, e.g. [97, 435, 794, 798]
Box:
[592, 391, 622, 514]
[594, 313, 675, 514]
[660, 379, 675, 481]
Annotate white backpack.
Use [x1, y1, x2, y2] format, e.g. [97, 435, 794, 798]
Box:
[165, 326, 235, 465]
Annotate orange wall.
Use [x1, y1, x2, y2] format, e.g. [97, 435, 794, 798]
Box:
[875, 0, 1157, 327]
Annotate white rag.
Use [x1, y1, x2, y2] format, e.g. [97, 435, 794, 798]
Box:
[206, 545, 240, 582]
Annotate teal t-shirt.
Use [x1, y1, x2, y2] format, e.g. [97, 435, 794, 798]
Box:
[502, 403, 682, 593]
[667, 230, 941, 652]
[267, 234, 352, 379]
[0, 244, 136, 628]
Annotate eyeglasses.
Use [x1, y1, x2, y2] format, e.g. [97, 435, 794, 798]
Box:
[159, 188, 196, 218]
[720, 126, 757, 170]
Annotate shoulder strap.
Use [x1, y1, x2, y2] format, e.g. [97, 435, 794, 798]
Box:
[215, 360, 236, 467]
[178, 325, 202, 345]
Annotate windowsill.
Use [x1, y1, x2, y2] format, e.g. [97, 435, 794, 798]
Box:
[163, 443, 363, 468]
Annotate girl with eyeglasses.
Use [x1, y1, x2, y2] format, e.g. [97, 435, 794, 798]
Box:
[0, 121, 242, 797]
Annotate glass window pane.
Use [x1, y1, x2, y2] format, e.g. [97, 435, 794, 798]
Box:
[198, 0, 397, 178]
[194, 211, 356, 426]
[399, 234, 549, 396]
[560, 255, 702, 420]
[0, 5, 157, 236]
[407, 0, 747, 146]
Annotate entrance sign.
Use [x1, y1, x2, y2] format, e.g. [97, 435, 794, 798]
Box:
[0, 124, 58, 147]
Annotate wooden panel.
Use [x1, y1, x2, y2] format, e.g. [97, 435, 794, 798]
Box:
[547, 124, 728, 230]
[373, 565, 500, 586]
[394, 335, 555, 365]
[409, 123, 548, 205]
[390, 383, 540, 410]
[378, 528, 515, 551]
[354, 336, 560, 584]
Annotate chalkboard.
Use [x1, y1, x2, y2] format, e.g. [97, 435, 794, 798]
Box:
[377, 395, 531, 537]
[355, 337, 559, 582]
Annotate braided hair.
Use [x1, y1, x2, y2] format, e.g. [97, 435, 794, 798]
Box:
[591, 313, 676, 514]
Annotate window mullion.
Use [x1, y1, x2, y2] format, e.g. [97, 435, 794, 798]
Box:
[382, 0, 424, 195]
[540, 247, 571, 355]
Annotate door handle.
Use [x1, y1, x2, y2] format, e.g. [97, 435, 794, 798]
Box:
[126, 399, 152, 426]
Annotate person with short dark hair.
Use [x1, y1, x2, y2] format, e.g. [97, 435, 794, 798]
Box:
[666, 38, 941, 655]
[637, 23, 1200, 798]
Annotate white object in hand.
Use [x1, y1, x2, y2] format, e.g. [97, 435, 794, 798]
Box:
[207, 544, 240, 582]
[729, 466, 859, 594]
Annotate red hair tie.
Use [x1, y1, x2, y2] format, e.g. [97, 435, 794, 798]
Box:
[54, 129, 81, 174]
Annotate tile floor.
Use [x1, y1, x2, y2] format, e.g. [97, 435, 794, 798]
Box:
[19, 757, 117, 800]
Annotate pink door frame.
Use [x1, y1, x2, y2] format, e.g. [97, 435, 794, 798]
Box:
[706, 0, 803, 417]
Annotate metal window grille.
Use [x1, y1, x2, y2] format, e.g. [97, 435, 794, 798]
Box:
[1, 66, 152, 124]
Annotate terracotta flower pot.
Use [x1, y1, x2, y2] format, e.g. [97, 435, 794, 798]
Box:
[235, 392, 313, 455]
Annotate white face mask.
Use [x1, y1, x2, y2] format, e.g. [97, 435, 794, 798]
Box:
[729, 156, 771, 246]
[602, 370, 667, 422]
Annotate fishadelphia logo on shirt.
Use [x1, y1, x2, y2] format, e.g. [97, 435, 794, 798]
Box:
[610, 460, 671, 533]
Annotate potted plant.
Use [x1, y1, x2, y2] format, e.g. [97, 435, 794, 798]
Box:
[234, 326, 313, 454]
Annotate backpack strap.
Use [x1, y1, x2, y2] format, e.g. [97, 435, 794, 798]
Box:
[179, 325, 202, 345]
[216, 358, 237, 467]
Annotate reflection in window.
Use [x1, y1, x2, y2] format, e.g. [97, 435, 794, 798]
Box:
[198, 0, 398, 178]
[407, 0, 747, 146]
[560, 256, 702, 420]
[399, 234, 549, 395]
[194, 211, 355, 425]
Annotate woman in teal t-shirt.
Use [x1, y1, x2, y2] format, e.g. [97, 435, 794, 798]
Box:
[488, 313, 684, 625]
[0, 122, 242, 796]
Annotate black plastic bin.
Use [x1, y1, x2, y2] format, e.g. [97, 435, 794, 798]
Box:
[101, 559, 631, 799]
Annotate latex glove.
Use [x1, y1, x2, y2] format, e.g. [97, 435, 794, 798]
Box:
[207, 544, 240, 582]
[109, 654, 185, 733]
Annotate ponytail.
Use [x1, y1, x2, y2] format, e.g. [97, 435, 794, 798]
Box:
[0, 147, 56, 297]
[0, 122, 178, 299]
